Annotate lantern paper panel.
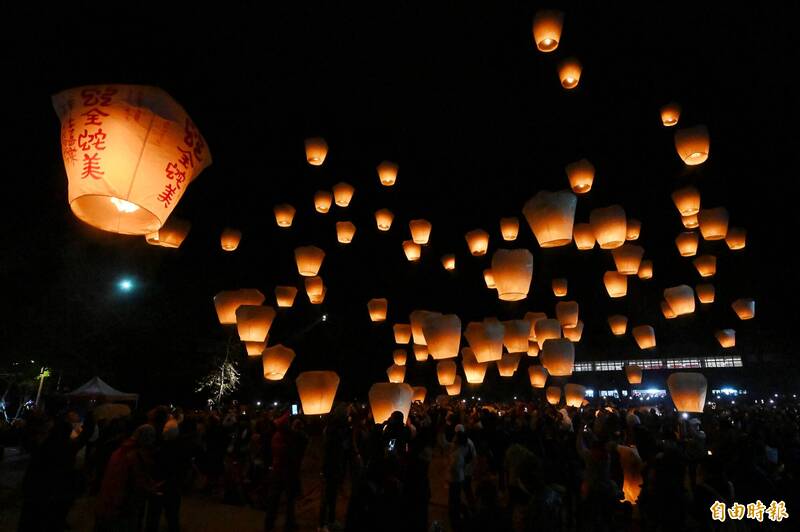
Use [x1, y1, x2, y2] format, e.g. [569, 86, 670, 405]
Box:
[314, 190, 332, 213]
[682, 213, 699, 229]
[661, 301, 677, 319]
[523, 190, 577, 248]
[483, 269, 496, 289]
[565, 158, 594, 194]
[274, 204, 296, 228]
[667, 372, 707, 413]
[497, 352, 523, 377]
[465, 229, 490, 256]
[53, 85, 212, 235]
[525, 312, 548, 340]
[336, 221, 356, 244]
[546, 386, 561, 405]
[393, 349, 408, 365]
[573, 223, 595, 250]
[532, 9, 564, 52]
[564, 384, 586, 407]
[528, 365, 548, 388]
[245, 341, 266, 356]
[556, 301, 579, 328]
[236, 305, 277, 343]
[500, 217, 520, 241]
[625, 365, 643, 385]
[671, 186, 700, 216]
[563, 321, 584, 342]
[698, 208, 729, 240]
[552, 278, 568, 297]
[295, 371, 340, 415]
[441, 254, 456, 271]
[626, 219, 641, 241]
[220, 228, 242, 251]
[369, 383, 413, 424]
[262, 345, 295, 381]
[502, 320, 531, 354]
[491, 249, 534, 301]
[608, 315, 628, 336]
[387, 364, 406, 383]
[446, 376, 463, 396]
[637, 260, 653, 280]
[632, 325, 656, 350]
[660, 102, 681, 127]
[436, 360, 457, 386]
[410, 310, 441, 345]
[527, 342, 540, 357]
[693, 255, 717, 277]
[146, 217, 191, 248]
[367, 298, 388, 322]
[725, 227, 746, 250]
[612, 244, 644, 275]
[732, 298, 755, 320]
[304, 276, 324, 300]
[465, 320, 505, 363]
[590, 205, 627, 249]
[535, 319, 562, 349]
[663, 285, 696, 316]
[214, 289, 265, 325]
[674, 125, 710, 166]
[675, 232, 699, 257]
[403, 240, 422, 261]
[377, 161, 399, 186]
[412, 386, 427, 403]
[409, 219, 432, 245]
[541, 338, 574, 376]
[604, 271, 628, 298]
[413, 344, 429, 362]
[715, 329, 736, 348]
[304, 137, 328, 166]
[393, 323, 412, 344]
[696, 283, 715, 304]
[332, 182, 354, 207]
[375, 209, 394, 231]
[295, 246, 325, 276]
[275, 286, 297, 308]
[462, 348, 489, 384]
[423, 314, 462, 359]
[558, 58, 582, 89]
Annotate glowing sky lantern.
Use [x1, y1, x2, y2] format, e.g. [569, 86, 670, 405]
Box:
[369, 383, 413, 424]
[367, 298, 388, 322]
[661, 300, 677, 319]
[295, 245, 325, 276]
[332, 182, 354, 207]
[235, 305, 276, 342]
[675, 125, 710, 165]
[304, 276, 325, 302]
[626, 219, 641, 241]
[262, 344, 295, 381]
[541, 338, 574, 376]
[696, 283, 715, 304]
[387, 364, 406, 383]
[336, 221, 356, 244]
[461, 348, 488, 384]
[436, 360, 457, 386]
[698, 207, 729, 240]
[375, 209, 394, 231]
[556, 301, 579, 328]
[275, 286, 298, 308]
[244, 342, 266, 356]
[532, 9, 563, 52]
[558, 58, 582, 89]
[410, 310, 441, 345]
[660, 102, 681, 127]
[304, 137, 328, 166]
[491, 249, 534, 301]
[632, 325, 656, 350]
[295, 371, 339, 415]
[693, 255, 717, 277]
[637, 260, 653, 280]
[214, 289, 265, 325]
[393, 323, 412, 344]
[393, 349, 407, 366]
[409, 219, 432, 245]
[667, 372, 707, 413]
[220, 228, 241, 251]
[314, 190, 333, 213]
[715, 329, 736, 348]
[412, 386, 427, 403]
[465, 320, 505, 363]
[612, 244, 644, 275]
[274, 204, 296, 228]
[446, 375, 463, 396]
[497, 353, 522, 377]
[725, 227, 747, 250]
[527, 342, 540, 357]
[546, 386, 561, 405]
[675, 232, 699, 257]
[441, 254, 456, 271]
[590, 205, 627, 249]
[525, 311, 547, 341]
[682, 213, 699, 229]
[528, 365, 548, 388]
[604, 271, 627, 298]
[663, 285, 696, 316]
[500, 217, 520, 241]
[564, 384, 586, 407]
[145, 217, 191, 248]
[52, 85, 212, 234]
[502, 319, 531, 353]
[625, 365, 643, 385]
[565, 158, 594, 194]
[523, 190, 577, 248]
[732, 298, 755, 320]
[423, 314, 461, 359]
[483, 269, 496, 289]
[608, 315, 628, 336]
[465, 229, 490, 256]
[534, 318, 562, 349]
[413, 344, 429, 362]
[572, 223, 595, 250]
[403, 240, 422, 261]
[671, 186, 700, 216]
[377, 160, 399, 186]
[552, 278, 568, 297]
[563, 321, 584, 342]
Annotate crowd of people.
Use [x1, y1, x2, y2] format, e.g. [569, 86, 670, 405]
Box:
[3, 392, 799, 531]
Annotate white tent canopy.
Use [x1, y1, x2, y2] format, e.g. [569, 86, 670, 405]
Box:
[67, 376, 139, 402]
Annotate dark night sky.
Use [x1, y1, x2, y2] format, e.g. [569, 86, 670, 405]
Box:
[1, 2, 797, 405]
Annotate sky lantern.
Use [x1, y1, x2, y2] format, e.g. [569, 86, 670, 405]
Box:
[235, 305, 276, 342]
[525, 311, 548, 340]
[632, 325, 656, 350]
[491, 249, 534, 301]
[412, 386, 427, 403]
[295, 371, 339, 415]
[660, 102, 681, 127]
[410, 310, 441, 345]
[563, 321, 584, 342]
[667, 372, 707, 413]
[698, 208, 729, 240]
[377, 160, 398, 186]
[556, 301, 579, 328]
[664, 285, 696, 316]
[245, 341, 266, 356]
[590, 205, 627, 249]
[393, 324, 412, 344]
[220, 228, 242, 251]
[523, 190, 577, 248]
[436, 360, 457, 386]
[564, 384, 586, 407]
[145, 217, 191, 248]
[565, 158, 594, 194]
[528, 365, 548, 388]
[446, 376, 463, 396]
[541, 338, 574, 376]
[497, 353, 522, 377]
[441, 254, 456, 271]
[465, 229, 490, 256]
[675, 232, 699, 256]
[637, 260, 653, 280]
[304, 137, 328, 166]
[336, 221, 356, 244]
[214, 289, 265, 325]
[532, 9, 563, 52]
[572, 223, 595, 251]
[661, 301, 677, 319]
[423, 314, 462, 359]
[314, 190, 333, 213]
[409, 219, 432, 245]
[674, 125, 710, 165]
[462, 348, 488, 384]
[503, 320, 531, 353]
[604, 271, 628, 298]
[387, 364, 406, 383]
[332, 182, 354, 207]
[612, 244, 644, 275]
[535, 319, 562, 349]
[546, 386, 561, 405]
[274, 204, 296, 228]
[295, 245, 325, 276]
[608, 314, 628, 336]
[715, 329, 736, 348]
[682, 213, 699, 229]
[274, 286, 298, 308]
[625, 365, 643, 385]
[53, 85, 211, 235]
[392, 349, 407, 366]
[626, 219, 641, 241]
[369, 383, 413, 424]
[483, 269, 496, 289]
[465, 320, 505, 363]
[671, 186, 701, 216]
[552, 278, 568, 297]
[558, 58, 582, 89]
[693, 255, 717, 277]
[527, 342, 540, 357]
[403, 240, 422, 262]
[413, 344, 429, 362]
[367, 298, 388, 322]
[732, 298, 755, 320]
[725, 227, 746, 250]
[500, 217, 520, 241]
[375, 209, 394, 231]
[304, 276, 325, 302]
[696, 283, 715, 304]
[262, 344, 295, 381]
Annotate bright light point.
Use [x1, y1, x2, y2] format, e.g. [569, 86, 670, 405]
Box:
[681, 412, 689, 419]
[273, 401, 278, 406]
[321, 314, 328, 321]
[110, 197, 140, 213]
[256, 401, 261, 406]
[118, 278, 134, 292]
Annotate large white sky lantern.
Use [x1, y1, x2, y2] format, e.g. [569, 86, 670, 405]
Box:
[53, 85, 211, 235]
[491, 249, 534, 301]
[523, 190, 577, 248]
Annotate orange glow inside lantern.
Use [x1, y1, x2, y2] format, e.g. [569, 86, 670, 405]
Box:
[465, 320, 505, 363]
[393, 349, 407, 366]
[441, 254, 456, 271]
[403, 240, 422, 261]
[558, 58, 582, 89]
[608, 315, 628, 336]
[661, 300, 677, 319]
[546, 386, 561, 405]
[497, 352, 522, 377]
[682, 213, 699, 229]
[675, 232, 699, 257]
[446, 375, 463, 396]
[413, 343, 429, 362]
[436, 360, 457, 385]
[604, 271, 628, 298]
[660, 102, 681, 127]
[465, 229, 490, 256]
[369, 383, 413, 424]
[314, 190, 332, 213]
[590, 205, 627, 249]
[295, 246, 325, 276]
[146, 217, 191, 248]
[563, 321, 584, 342]
[412, 386, 427, 403]
[500, 217, 520, 241]
[632, 325, 656, 350]
[556, 301, 579, 328]
[423, 314, 462, 360]
[625, 365, 643, 385]
[236, 305, 276, 343]
[732, 298, 755, 320]
[462, 348, 488, 384]
[696, 283, 715, 304]
[612, 244, 644, 275]
[214, 289, 265, 325]
[274, 204, 296, 228]
[541, 338, 574, 376]
[377, 160, 398, 186]
[483, 269, 496, 289]
[532, 9, 564, 52]
[503, 319, 531, 353]
[245, 341, 266, 356]
[336, 221, 356, 244]
[295, 371, 339, 415]
[552, 278, 568, 297]
[528, 365, 548, 388]
[674, 125, 710, 165]
[626, 219, 641, 241]
[527, 342, 540, 357]
[637, 260, 653, 280]
[387, 364, 406, 383]
[367, 298, 388, 322]
[663, 285, 696, 316]
[725, 227, 746, 250]
[535, 319, 562, 349]
[332, 182, 355, 207]
[275, 286, 298, 308]
[715, 329, 735, 348]
[693, 255, 717, 277]
[571, 223, 595, 251]
[671, 186, 700, 216]
[565, 158, 594, 194]
[491, 249, 534, 301]
[564, 383, 586, 407]
[262, 344, 295, 381]
[523, 190, 577, 248]
[53, 85, 211, 235]
[698, 207, 729, 240]
[393, 323, 412, 344]
[304, 137, 328, 166]
[525, 311, 548, 341]
[375, 209, 394, 231]
[410, 310, 441, 345]
[668, 372, 707, 413]
[220, 228, 242, 251]
[409, 219, 432, 245]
